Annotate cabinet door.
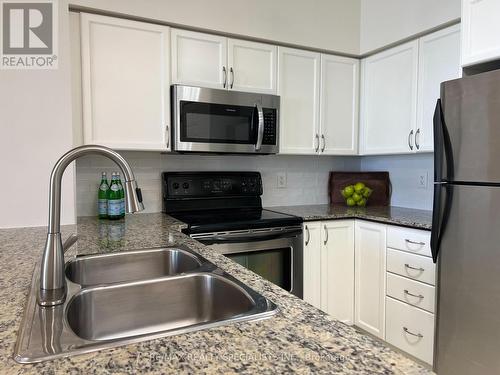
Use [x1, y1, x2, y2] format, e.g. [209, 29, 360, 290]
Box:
[360, 41, 419, 155]
[320, 55, 359, 155]
[81, 14, 170, 151]
[171, 29, 227, 89]
[416, 25, 461, 152]
[227, 39, 277, 94]
[278, 47, 320, 155]
[320, 220, 355, 325]
[462, 0, 500, 67]
[303, 222, 322, 308]
[354, 220, 387, 338]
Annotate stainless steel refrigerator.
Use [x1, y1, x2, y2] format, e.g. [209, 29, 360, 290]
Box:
[432, 68, 500, 375]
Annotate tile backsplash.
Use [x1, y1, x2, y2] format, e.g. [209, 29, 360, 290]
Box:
[76, 152, 360, 217]
[360, 153, 434, 210]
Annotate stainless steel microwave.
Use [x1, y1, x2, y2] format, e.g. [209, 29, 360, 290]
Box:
[171, 85, 280, 154]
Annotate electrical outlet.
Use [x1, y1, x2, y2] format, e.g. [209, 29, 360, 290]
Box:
[277, 172, 287, 189]
[418, 172, 428, 189]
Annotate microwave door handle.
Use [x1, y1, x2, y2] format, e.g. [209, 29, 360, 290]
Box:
[254, 103, 264, 151]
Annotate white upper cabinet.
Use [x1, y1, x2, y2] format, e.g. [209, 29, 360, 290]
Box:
[360, 41, 419, 155]
[227, 39, 277, 94]
[171, 29, 276, 93]
[416, 25, 461, 152]
[171, 29, 227, 89]
[278, 47, 321, 155]
[80, 13, 170, 151]
[355, 220, 387, 338]
[462, 0, 500, 67]
[319, 55, 359, 155]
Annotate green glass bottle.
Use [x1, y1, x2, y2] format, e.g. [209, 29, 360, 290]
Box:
[98, 172, 109, 219]
[116, 172, 125, 218]
[107, 172, 122, 220]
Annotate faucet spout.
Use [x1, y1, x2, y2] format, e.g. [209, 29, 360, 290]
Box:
[39, 145, 144, 306]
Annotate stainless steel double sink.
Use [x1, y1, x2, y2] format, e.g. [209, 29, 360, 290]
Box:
[14, 246, 278, 363]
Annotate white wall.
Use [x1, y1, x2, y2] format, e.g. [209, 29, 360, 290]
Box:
[0, 0, 76, 229]
[360, 0, 461, 54]
[70, 0, 361, 54]
[76, 153, 360, 216]
[360, 154, 434, 210]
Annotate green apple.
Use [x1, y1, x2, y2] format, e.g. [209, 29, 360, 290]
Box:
[354, 182, 366, 193]
[346, 197, 356, 206]
[343, 185, 355, 197]
[362, 187, 373, 198]
[352, 192, 362, 202]
[357, 198, 367, 207]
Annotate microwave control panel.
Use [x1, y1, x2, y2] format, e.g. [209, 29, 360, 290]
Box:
[263, 108, 277, 145]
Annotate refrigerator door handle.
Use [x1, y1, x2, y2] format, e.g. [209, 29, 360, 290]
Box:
[431, 99, 455, 263]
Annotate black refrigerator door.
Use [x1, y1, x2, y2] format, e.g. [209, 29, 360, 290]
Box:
[431, 99, 454, 263]
[440, 69, 500, 183]
[435, 184, 500, 375]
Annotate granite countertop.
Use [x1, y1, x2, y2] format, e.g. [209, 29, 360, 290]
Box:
[0, 213, 430, 374]
[268, 205, 432, 230]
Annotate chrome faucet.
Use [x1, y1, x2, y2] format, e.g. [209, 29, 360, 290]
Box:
[38, 145, 144, 306]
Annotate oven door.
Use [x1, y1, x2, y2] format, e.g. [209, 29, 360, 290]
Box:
[172, 85, 279, 154]
[194, 228, 303, 298]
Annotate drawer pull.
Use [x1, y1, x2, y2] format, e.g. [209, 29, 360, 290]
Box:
[403, 327, 423, 338]
[404, 289, 424, 299]
[405, 263, 425, 272]
[405, 239, 426, 246]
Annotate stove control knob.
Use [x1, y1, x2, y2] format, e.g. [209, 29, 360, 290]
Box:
[172, 182, 180, 189]
[182, 182, 190, 190]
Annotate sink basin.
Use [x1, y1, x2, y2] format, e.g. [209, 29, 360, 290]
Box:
[14, 246, 278, 363]
[67, 273, 256, 341]
[66, 248, 202, 286]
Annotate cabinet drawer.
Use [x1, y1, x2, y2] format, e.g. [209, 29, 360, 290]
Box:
[387, 249, 436, 285]
[387, 226, 431, 257]
[386, 273, 435, 313]
[386, 297, 435, 364]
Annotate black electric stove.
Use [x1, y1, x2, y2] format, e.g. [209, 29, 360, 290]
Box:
[162, 171, 304, 299]
[162, 172, 302, 234]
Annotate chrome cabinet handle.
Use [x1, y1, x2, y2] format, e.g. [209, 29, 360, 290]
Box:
[305, 226, 310, 246]
[415, 128, 420, 150]
[323, 225, 328, 245]
[254, 102, 264, 151]
[315, 134, 320, 152]
[403, 327, 423, 338]
[404, 289, 424, 299]
[321, 135, 326, 153]
[405, 263, 424, 272]
[166, 124, 170, 149]
[408, 129, 414, 151]
[230, 67, 234, 89]
[405, 239, 426, 246]
[222, 66, 227, 88]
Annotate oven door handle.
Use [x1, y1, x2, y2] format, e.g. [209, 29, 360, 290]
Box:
[192, 228, 302, 244]
[254, 102, 264, 151]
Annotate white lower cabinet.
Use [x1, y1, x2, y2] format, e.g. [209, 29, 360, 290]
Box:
[386, 272, 435, 313]
[303, 222, 322, 308]
[386, 297, 435, 365]
[303, 220, 436, 364]
[303, 220, 354, 324]
[385, 227, 436, 365]
[320, 220, 355, 324]
[354, 220, 387, 338]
